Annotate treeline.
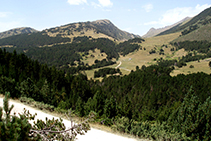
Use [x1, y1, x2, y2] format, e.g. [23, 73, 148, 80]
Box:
[181, 25, 199, 36]
[63, 59, 116, 74]
[2, 36, 143, 74]
[155, 40, 211, 69]
[172, 40, 211, 53]
[1, 49, 211, 140]
[94, 68, 122, 78]
[116, 40, 141, 56]
[0, 32, 71, 47]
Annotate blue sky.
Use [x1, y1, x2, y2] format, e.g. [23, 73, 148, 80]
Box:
[0, 0, 211, 36]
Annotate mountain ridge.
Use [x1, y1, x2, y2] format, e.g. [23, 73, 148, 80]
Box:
[158, 6, 211, 36]
[143, 17, 191, 38]
[0, 19, 140, 41]
[44, 19, 140, 41]
[0, 27, 38, 39]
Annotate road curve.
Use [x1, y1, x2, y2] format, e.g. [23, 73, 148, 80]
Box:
[115, 61, 122, 69]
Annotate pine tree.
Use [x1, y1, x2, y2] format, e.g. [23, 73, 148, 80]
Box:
[104, 96, 117, 118]
[0, 92, 92, 141]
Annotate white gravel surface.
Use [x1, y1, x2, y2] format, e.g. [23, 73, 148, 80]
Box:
[0, 97, 139, 141]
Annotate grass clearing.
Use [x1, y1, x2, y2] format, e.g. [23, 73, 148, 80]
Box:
[171, 58, 211, 76]
[82, 31, 209, 79]
[115, 32, 181, 71]
[81, 48, 107, 66]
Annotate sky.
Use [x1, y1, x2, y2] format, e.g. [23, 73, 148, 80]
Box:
[0, 0, 211, 36]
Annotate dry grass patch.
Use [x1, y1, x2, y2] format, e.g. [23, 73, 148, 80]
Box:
[85, 62, 120, 79]
[142, 32, 181, 50]
[172, 48, 188, 59]
[171, 58, 211, 76]
[112, 32, 181, 74]
[81, 49, 107, 66]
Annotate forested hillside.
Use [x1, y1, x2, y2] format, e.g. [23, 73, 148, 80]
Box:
[0, 48, 210, 140]
[0, 35, 144, 74]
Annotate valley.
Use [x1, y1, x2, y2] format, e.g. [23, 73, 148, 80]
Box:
[0, 6, 211, 141]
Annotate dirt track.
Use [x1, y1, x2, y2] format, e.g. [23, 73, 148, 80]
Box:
[0, 97, 141, 141]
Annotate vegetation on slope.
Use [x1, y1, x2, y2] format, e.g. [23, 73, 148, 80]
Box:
[158, 6, 211, 36]
[174, 24, 211, 42]
[46, 19, 140, 41]
[0, 48, 211, 140]
[0, 36, 144, 74]
[0, 92, 91, 141]
[0, 31, 72, 47]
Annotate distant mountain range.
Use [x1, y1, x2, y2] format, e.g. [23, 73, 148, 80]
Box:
[143, 6, 211, 43]
[0, 19, 140, 41]
[158, 6, 211, 37]
[44, 19, 140, 41]
[0, 6, 211, 45]
[0, 27, 37, 39]
[142, 17, 191, 38]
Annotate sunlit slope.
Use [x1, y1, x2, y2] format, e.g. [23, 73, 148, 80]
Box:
[85, 31, 210, 79]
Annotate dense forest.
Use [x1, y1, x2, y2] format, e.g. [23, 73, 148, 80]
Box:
[94, 67, 122, 78]
[0, 32, 72, 47]
[0, 47, 210, 140]
[0, 35, 143, 74]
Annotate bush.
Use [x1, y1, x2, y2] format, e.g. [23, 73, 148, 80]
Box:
[189, 65, 194, 68]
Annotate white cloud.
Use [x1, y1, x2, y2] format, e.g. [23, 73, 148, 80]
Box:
[144, 4, 211, 27]
[92, 0, 113, 8]
[98, 0, 113, 7]
[67, 0, 87, 5]
[142, 4, 153, 13]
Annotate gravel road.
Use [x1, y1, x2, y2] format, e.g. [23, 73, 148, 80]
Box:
[0, 97, 140, 141]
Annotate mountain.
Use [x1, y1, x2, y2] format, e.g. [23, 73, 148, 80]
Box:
[0, 19, 144, 73]
[0, 27, 38, 39]
[158, 6, 211, 36]
[44, 19, 140, 41]
[91, 19, 140, 40]
[142, 17, 191, 38]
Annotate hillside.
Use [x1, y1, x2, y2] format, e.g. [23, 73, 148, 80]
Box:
[45, 19, 140, 41]
[0, 27, 37, 39]
[143, 17, 191, 38]
[0, 24, 144, 74]
[173, 23, 211, 42]
[1, 48, 211, 140]
[158, 6, 211, 36]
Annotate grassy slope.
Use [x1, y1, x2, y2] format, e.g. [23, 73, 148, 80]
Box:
[81, 49, 107, 66]
[85, 31, 210, 79]
[173, 24, 211, 42]
[171, 58, 211, 76]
